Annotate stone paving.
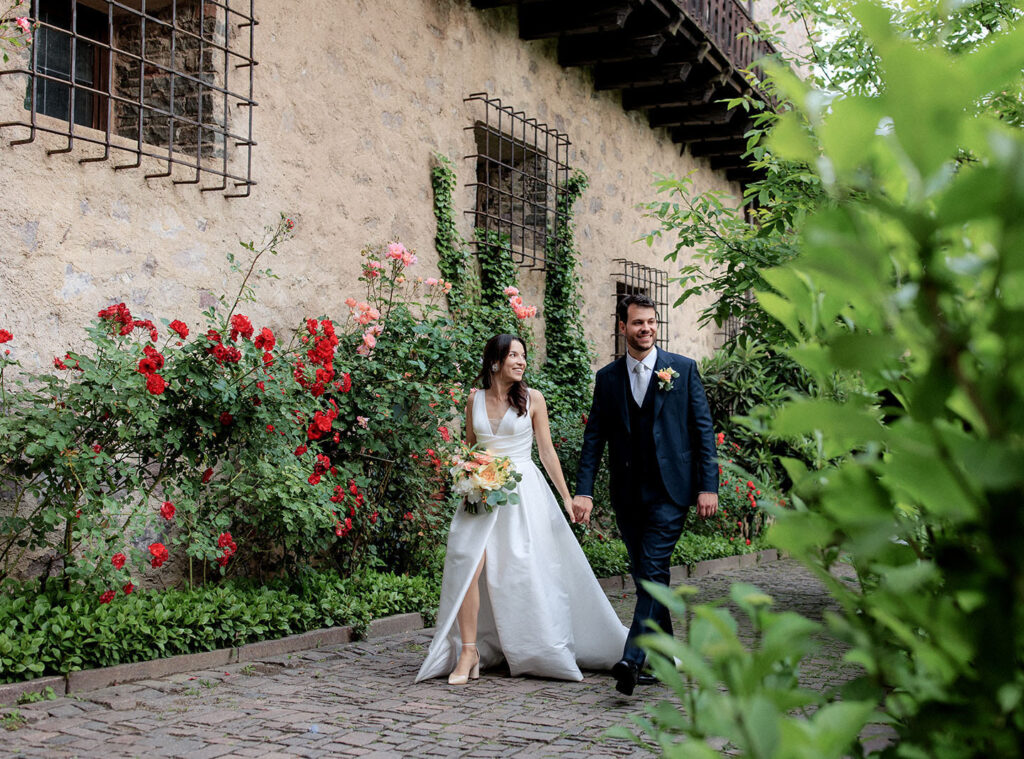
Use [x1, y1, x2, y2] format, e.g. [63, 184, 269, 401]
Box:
[1, 560, 862, 758]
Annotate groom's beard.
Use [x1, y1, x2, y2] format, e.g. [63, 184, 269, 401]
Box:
[626, 332, 656, 354]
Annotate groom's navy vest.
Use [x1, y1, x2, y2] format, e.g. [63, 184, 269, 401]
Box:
[628, 374, 669, 505]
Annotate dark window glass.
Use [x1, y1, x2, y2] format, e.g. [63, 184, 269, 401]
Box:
[28, 2, 107, 128]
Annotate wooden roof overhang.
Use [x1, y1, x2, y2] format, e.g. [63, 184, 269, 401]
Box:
[472, 0, 776, 186]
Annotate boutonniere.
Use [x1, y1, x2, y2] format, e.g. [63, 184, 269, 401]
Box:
[656, 367, 679, 391]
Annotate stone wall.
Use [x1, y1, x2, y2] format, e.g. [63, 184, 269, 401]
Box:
[112, 0, 223, 157]
[0, 0, 803, 372]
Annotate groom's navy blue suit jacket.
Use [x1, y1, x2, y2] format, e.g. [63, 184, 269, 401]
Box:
[576, 348, 718, 511]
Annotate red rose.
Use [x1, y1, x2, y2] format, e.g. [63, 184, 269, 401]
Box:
[370, 511, 378, 524]
[403, 511, 414, 521]
[254, 327, 275, 351]
[160, 501, 175, 520]
[149, 542, 169, 568]
[306, 318, 318, 334]
[229, 314, 254, 341]
[111, 553, 126, 570]
[146, 373, 166, 395]
[169, 319, 189, 339]
[206, 329, 222, 344]
[747, 481, 755, 489]
[53, 357, 68, 370]
[99, 590, 116, 604]
[716, 432, 725, 445]
[294, 445, 307, 456]
[219, 412, 233, 426]
[143, 344, 164, 370]
[340, 373, 352, 393]
[138, 357, 159, 375]
[262, 351, 274, 366]
[123, 582, 135, 595]
[0, 330, 12, 343]
[92, 444, 102, 453]
[218, 531, 233, 549]
[202, 467, 214, 483]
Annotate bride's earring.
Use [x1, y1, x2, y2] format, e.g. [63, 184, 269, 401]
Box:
[491, 363, 499, 373]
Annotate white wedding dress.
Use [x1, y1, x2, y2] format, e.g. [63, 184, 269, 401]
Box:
[415, 390, 627, 682]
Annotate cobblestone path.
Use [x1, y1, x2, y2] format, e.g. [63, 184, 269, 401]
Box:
[3, 559, 861, 758]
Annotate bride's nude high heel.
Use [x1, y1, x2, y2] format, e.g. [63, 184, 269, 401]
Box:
[448, 643, 480, 685]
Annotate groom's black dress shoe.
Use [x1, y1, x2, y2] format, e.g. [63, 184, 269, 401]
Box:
[637, 671, 657, 686]
[612, 659, 639, 696]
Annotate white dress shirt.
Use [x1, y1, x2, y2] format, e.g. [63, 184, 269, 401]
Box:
[625, 348, 658, 406]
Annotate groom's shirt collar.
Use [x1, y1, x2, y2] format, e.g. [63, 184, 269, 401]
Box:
[625, 347, 658, 375]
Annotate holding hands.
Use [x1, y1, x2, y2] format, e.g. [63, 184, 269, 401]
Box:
[571, 495, 593, 525]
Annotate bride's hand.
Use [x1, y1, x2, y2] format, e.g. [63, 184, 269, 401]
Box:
[563, 497, 576, 524]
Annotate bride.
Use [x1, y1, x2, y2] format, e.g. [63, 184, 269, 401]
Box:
[415, 334, 627, 684]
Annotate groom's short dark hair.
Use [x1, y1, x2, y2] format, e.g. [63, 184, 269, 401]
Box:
[617, 294, 658, 326]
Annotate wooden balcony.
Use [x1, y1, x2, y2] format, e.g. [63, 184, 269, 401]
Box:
[472, 0, 776, 185]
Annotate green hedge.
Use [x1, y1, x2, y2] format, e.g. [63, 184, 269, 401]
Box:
[0, 570, 439, 684]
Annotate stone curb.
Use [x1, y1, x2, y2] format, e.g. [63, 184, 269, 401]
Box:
[0, 549, 780, 706]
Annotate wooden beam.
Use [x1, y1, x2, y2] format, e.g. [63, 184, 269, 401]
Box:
[726, 168, 764, 184]
[519, 1, 633, 40]
[593, 59, 693, 90]
[689, 138, 751, 157]
[670, 121, 752, 141]
[558, 31, 667, 66]
[710, 154, 752, 171]
[647, 103, 737, 128]
[621, 82, 718, 110]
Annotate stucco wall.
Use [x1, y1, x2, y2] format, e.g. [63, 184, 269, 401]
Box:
[0, 0, 749, 374]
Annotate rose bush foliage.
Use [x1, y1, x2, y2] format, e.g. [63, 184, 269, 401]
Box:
[0, 218, 489, 600]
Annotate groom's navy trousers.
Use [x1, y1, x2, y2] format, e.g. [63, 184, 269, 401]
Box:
[576, 348, 718, 668]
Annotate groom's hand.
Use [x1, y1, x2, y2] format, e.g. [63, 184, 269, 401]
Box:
[696, 492, 718, 519]
[572, 495, 594, 525]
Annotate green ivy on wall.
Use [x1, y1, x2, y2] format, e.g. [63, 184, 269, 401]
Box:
[540, 170, 594, 422]
[430, 152, 592, 423]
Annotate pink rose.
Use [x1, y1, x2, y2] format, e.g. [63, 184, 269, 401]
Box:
[356, 416, 369, 429]
[425, 277, 439, 286]
[16, 17, 31, 34]
[345, 297, 357, 308]
[503, 286, 519, 297]
[362, 332, 377, 349]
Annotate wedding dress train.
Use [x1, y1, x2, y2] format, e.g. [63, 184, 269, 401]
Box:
[415, 391, 627, 682]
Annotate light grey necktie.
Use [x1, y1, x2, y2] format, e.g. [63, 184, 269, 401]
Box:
[631, 363, 647, 405]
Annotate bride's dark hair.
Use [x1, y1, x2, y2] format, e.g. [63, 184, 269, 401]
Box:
[478, 334, 529, 417]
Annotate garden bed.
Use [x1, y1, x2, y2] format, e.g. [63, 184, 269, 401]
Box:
[0, 549, 780, 706]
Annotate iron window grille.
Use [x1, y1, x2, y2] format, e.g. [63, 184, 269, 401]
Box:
[464, 92, 570, 271]
[1, 0, 257, 198]
[611, 258, 669, 361]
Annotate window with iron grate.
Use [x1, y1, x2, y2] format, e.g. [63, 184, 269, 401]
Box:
[465, 93, 570, 271]
[1, 0, 256, 197]
[611, 259, 669, 361]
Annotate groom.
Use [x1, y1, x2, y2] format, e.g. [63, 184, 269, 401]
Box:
[573, 294, 719, 696]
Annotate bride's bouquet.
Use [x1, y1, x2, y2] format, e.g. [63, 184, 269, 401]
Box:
[449, 443, 522, 514]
